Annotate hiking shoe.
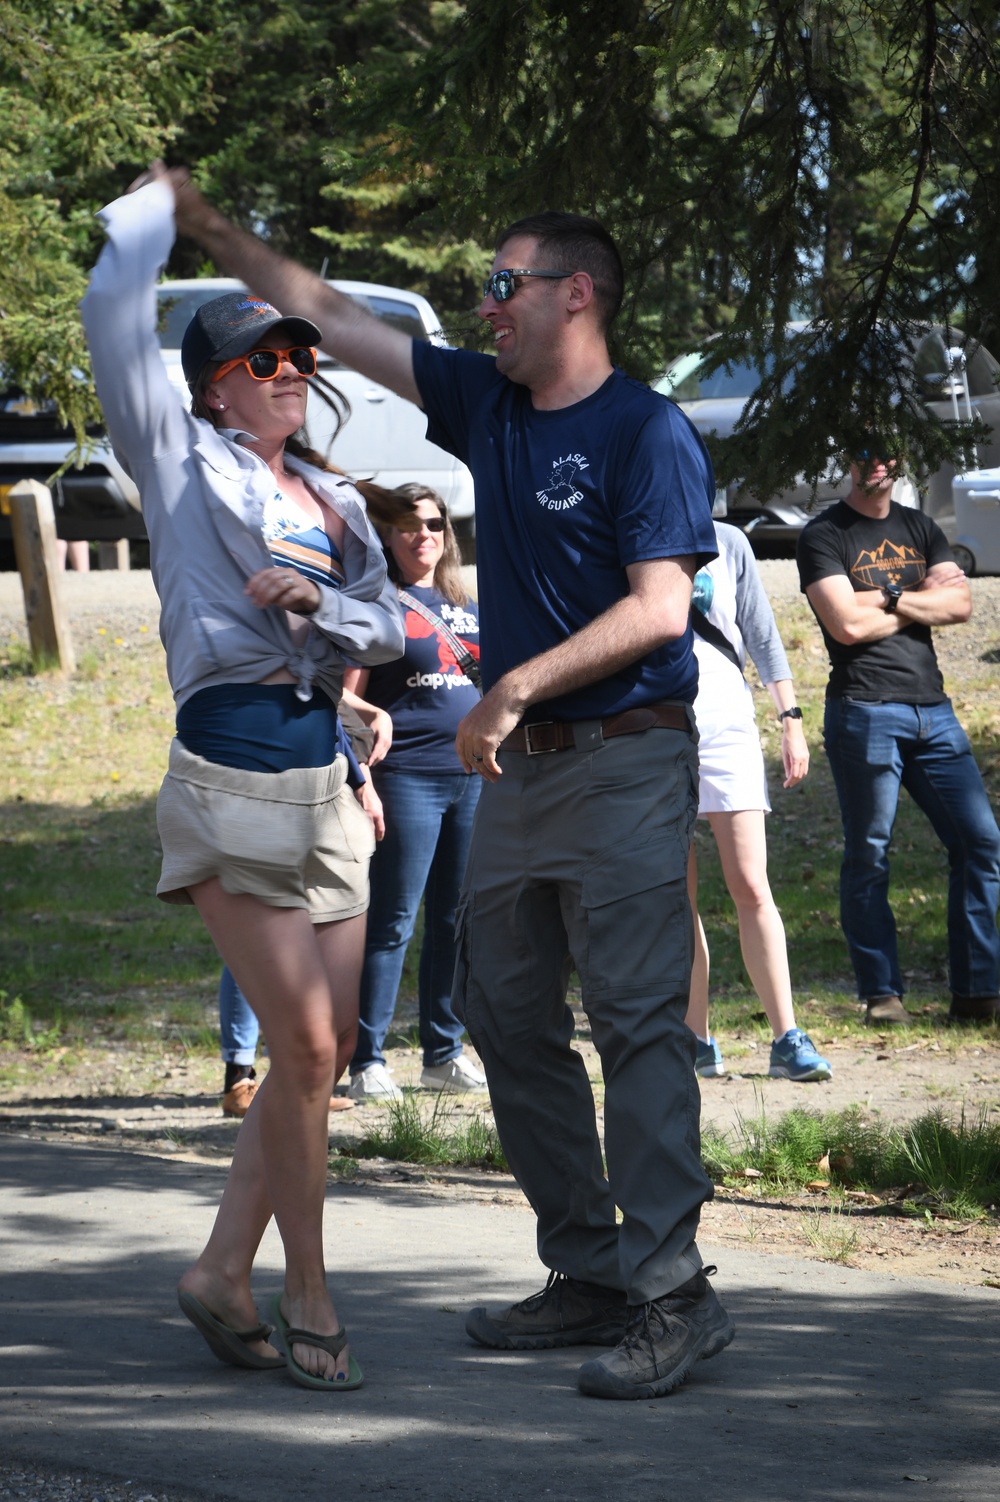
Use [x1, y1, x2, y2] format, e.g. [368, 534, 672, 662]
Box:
[466, 1271, 628, 1350]
[768, 1028, 832, 1082]
[947, 994, 1000, 1025]
[420, 1054, 488, 1092]
[347, 1063, 402, 1102]
[694, 1036, 725, 1078]
[221, 1077, 257, 1118]
[577, 1266, 735, 1400]
[865, 995, 912, 1027]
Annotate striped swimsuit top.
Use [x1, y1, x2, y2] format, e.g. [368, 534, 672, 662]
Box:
[262, 490, 345, 589]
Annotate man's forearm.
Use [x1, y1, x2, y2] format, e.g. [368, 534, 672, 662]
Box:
[896, 582, 971, 627]
[498, 590, 684, 718]
[454, 554, 695, 778]
[174, 187, 360, 339]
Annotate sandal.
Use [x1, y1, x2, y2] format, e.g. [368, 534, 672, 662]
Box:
[178, 1290, 285, 1370]
[270, 1293, 364, 1390]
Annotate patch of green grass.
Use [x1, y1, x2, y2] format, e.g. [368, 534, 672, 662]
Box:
[0, 990, 63, 1050]
[701, 1097, 1000, 1217]
[800, 1204, 859, 1263]
[329, 1155, 361, 1180]
[899, 1106, 1000, 1208]
[351, 1093, 508, 1172]
[1, 618, 223, 1038]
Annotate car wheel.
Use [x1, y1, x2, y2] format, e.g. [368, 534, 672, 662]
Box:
[951, 543, 976, 577]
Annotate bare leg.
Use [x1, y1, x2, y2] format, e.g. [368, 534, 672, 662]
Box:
[683, 843, 712, 1040]
[707, 809, 797, 1038]
[177, 880, 365, 1380]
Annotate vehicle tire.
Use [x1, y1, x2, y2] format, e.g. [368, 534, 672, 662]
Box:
[951, 543, 976, 576]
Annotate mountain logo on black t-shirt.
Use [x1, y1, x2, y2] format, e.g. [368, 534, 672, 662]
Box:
[535, 452, 590, 511]
[850, 538, 927, 589]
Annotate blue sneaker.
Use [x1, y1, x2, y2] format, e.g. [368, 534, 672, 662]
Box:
[694, 1037, 725, 1078]
[768, 1028, 832, 1082]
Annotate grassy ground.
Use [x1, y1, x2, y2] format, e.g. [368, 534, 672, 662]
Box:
[2, 587, 999, 1051]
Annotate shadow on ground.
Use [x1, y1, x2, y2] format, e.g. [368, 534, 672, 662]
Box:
[0, 1139, 997, 1502]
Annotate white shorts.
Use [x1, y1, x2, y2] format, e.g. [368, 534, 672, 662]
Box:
[694, 701, 771, 816]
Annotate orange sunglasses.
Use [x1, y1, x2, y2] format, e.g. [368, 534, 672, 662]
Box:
[212, 346, 318, 382]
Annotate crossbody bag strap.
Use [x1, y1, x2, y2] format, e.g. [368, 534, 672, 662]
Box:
[398, 589, 482, 692]
[691, 609, 744, 675]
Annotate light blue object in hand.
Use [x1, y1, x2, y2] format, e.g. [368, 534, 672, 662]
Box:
[691, 569, 714, 616]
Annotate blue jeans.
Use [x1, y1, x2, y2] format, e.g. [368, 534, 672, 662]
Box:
[824, 697, 1000, 1002]
[218, 965, 258, 1065]
[351, 767, 480, 1072]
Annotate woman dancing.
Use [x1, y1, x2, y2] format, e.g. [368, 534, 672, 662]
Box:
[82, 170, 405, 1390]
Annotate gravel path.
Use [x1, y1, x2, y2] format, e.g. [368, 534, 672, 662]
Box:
[0, 1463, 212, 1502]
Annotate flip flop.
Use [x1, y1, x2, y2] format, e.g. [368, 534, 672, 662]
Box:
[270, 1293, 364, 1391]
[178, 1290, 286, 1370]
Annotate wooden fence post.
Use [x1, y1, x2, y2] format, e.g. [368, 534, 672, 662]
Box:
[98, 539, 131, 571]
[9, 479, 76, 674]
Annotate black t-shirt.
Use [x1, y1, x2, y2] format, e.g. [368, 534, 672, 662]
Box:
[796, 501, 953, 703]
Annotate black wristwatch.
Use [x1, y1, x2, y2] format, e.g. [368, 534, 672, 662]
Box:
[778, 707, 802, 722]
[882, 585, 903, 613]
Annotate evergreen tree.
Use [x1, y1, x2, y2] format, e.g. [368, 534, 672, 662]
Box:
[330, 0, 1000, 495]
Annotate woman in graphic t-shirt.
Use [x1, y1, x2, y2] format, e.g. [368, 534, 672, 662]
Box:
[343, 485, 486, 1099]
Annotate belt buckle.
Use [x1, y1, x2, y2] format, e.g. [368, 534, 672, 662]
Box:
[524, 721, 558, 755]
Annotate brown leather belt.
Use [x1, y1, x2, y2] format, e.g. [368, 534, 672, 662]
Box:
[502, 702, 690, 755]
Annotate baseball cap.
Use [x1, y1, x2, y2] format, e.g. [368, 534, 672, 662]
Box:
[181, 292, 322, 386]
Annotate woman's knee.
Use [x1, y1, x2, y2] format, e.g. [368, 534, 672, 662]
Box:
[276, 1018, 338, 1085]
[726, 870, 774, 912]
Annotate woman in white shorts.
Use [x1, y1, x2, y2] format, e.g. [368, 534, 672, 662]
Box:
[687, 523, 831, 1083]
[83, 169, 406, 1391]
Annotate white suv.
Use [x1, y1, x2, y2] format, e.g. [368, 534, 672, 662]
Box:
[0, 277, 474, 561]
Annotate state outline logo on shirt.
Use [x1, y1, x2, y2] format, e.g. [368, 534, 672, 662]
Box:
[535, 452, 590, 511]
[850, 538, 926, 590]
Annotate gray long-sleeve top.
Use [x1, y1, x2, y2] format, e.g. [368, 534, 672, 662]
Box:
[81, 181, 404, 710]
[694, 521, 791, 691]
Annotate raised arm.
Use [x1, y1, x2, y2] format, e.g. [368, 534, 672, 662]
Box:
[153, 165, 423, 409]
[81, 179, 192, 472]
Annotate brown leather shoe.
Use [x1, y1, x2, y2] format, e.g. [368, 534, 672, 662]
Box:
[328, 1094, 355, 1112]
[864, 995, 912, 1027]
[221, 1076, 258, 1117]
[948, 994, 1000, 1024]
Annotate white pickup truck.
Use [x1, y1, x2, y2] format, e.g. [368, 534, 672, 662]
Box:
[0, 277, 475, 563]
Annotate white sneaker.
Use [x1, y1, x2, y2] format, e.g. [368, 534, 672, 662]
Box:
[420, 1054, 488, 1092]
[347, 1063, 403, 1102]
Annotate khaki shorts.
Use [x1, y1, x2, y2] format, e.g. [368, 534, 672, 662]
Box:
[156, 739, 375, 923]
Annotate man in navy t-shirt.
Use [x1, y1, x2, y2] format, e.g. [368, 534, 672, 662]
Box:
[172, 177, 733, 1401]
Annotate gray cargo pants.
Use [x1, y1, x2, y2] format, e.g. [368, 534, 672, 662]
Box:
[452, 718, 711, 1305]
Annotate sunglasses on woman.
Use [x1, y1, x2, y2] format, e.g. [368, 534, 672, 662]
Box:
[395, 515, 446, 533]
[213, 347, 318, 382]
